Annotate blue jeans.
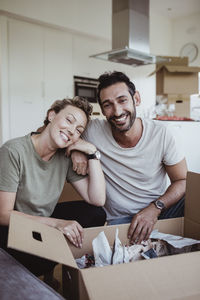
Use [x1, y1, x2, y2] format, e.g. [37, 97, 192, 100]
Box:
[107, 196, 185, 225]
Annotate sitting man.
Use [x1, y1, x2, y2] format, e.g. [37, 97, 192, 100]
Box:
[69, 71, 187, 244]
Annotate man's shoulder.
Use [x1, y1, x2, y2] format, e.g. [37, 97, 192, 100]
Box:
[86, 118, 108, 132]
[142, 118, 168, 134]
[89, 118, 106, 127]
[83, 118, 109, 143]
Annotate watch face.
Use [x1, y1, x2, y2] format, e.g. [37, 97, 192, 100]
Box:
[156, 200, 165, 210]
[95, 150, 101, 160]
[88, 150, 101, 160]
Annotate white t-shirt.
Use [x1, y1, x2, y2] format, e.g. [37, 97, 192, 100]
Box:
[83, 118, 184, 221]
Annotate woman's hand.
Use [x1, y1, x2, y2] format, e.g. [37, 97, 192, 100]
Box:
[71, 151, 88, 175]
[56, 219, 84, 248]
[66, 138, 96, 156]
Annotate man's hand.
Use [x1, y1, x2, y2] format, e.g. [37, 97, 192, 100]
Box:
[128, 204, 160, 244]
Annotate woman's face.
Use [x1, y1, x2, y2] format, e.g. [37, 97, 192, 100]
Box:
[48, 105, 87, 149]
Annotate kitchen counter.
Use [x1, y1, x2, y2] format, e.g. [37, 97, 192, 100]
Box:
[154, 120, 200, 173]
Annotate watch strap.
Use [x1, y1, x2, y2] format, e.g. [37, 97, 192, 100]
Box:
[87, 150, 101, 160]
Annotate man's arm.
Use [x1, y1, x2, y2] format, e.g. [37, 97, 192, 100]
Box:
[128, 158, 187, 244]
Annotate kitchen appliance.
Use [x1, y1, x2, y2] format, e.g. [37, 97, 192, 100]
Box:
[90, 0, 168, 67]
[74, 76, 98, 103]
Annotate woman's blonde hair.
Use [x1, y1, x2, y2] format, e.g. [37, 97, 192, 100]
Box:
[38, 97, 93, 132]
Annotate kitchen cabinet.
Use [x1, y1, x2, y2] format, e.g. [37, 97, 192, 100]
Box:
[8, 19, 44, 138]
[0, 17, 73, 143]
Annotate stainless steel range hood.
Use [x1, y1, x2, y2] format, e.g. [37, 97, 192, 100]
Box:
[90, 0, 167, 67]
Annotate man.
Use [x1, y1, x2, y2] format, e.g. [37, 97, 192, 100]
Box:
[69, 71, 187, 244]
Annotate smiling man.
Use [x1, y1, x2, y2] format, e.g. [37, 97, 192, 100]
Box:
[71, 71, 187, 244]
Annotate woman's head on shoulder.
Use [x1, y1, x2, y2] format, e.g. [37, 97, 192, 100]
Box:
[44, 97, 93, 127]
[38, 97, 93, 149]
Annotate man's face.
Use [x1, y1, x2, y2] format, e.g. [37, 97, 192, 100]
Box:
[100, 82, 136, 132]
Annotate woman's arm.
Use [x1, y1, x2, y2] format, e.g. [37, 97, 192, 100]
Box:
[67, 139, 106, 206]
[0, 191, 83, 247]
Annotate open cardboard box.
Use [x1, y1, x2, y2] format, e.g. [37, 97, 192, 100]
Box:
[148, 56, 200, 95]
[149, 65, 200, 95]
[8, 172, 200, 300]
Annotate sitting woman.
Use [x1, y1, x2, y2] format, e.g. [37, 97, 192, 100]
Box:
[0, 96, 106, 278]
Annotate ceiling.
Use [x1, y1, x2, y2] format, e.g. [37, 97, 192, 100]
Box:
[151, 0, 200, 19]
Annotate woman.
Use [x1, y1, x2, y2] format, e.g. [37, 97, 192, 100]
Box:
[0, 96, 106, 277]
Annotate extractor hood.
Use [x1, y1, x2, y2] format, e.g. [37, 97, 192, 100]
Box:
[90, 0, 168, 67]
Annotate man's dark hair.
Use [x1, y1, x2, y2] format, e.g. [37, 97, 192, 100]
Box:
[97, 71, 136, 105]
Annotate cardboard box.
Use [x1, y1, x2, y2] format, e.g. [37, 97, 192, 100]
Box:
[150, 65, 200, 95]
[8, 172, 200, 300]
[149, 56, 200, 95]
[167, 94, 191, 118]
[157, 56, 189, 66]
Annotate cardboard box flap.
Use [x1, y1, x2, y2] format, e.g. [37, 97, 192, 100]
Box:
[184, 172, 200, 239]
[8, 212, 77, 268]
[164, 65, 200, 73]
[81, 252, 200, 300]
[156, 56, 188, 66]
[148, 66, 162, 76]
[149, 65, 200, 76]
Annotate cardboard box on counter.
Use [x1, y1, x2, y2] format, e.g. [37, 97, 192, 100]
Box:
[150, 65, 200, 95]
[149, 56, 200, 95]
[167, 94, 191, 118]
[8, 172, 200, 300]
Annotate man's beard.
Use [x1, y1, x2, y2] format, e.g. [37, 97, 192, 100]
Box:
[108, 110, 136, 132]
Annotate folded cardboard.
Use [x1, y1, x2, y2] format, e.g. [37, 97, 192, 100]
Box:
[149, 65, 200, 95]
[167, 94, 190, 118]
[8, 172, 200, 300]
[156, 56, 188, 66]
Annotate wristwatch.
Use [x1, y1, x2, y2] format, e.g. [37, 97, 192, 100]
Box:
[153, 200, 165, 211]
[87, 150, 101, 160]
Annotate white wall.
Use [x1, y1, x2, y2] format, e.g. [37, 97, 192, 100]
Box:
[150, 12, 173, 56]
[172, 13, 200, 66]
[0, 0, 112, 40]
[0, 1, 200, 144]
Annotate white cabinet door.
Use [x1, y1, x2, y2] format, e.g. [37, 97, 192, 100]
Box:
[8, 19, 44, 138]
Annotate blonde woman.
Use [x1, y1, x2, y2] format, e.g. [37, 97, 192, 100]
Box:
[0, 97, 106, 277]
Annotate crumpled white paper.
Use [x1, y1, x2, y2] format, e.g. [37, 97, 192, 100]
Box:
[76, 255, 86, 269]
[92, 231, 112, 267]
[76, 228, 200, 268]
[92, 228, 129, 267]
[111, 228, 129, 264]
[150, 230, 200, 248]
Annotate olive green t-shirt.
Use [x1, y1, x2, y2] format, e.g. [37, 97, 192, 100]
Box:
[0, 134, 84, 216]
